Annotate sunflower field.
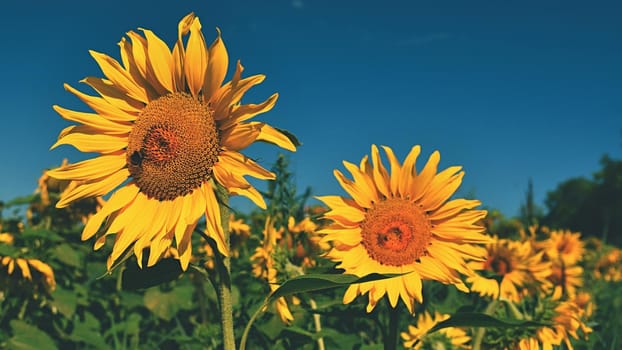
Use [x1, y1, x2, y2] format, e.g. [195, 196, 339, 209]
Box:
[1, 12, 621, 350]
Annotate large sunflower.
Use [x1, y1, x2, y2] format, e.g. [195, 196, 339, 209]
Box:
[317, 145, 490, 313]
[48, 13, 296, 271]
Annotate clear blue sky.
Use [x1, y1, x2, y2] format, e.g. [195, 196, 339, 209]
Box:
[1, 0, 620, 217]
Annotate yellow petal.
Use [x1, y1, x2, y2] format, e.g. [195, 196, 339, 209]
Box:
[370, 145, 390, 198]
[220, 123, 262, 151]
[221, 93, 279, 128]
[333, 169, 373, 208]
[50, 129, 128, 154]
[315, 195, 366, 222]
[82, 183, 139, 240]
[81, 77, 145, 111]
[184, 18, 208, 98]
[420, 169, 464, 212]
[89, 50, 148, 102]
[203, 28, 228, 102]
[53, 105, 133, 134]
[380, 145, 402, 196]
[16, 259, 31, 280]
[64, 83, 137, 122]
[218, 150, 275, 180]
[399, 145, 421, 197]
[203, 184, 228, 256]
[56, 168, 129, 208]
[141, 28, 174, 93]
[429, 199, 482, 222]
[410, 151, 440, 202]
[342, 161, 378, 203]
[47, 153, 126, 181]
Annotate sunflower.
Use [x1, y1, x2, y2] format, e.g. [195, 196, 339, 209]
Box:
[519, 295, 592, 350]
[1, 256, 56, 290]
[401, 311, 470, 349]
[317, 145, 490, 313]
[539, 229, 584, 266]
[250, 217, 295, 324]
[47, 13, 296, 271]
[548, 260, 583, 298]
[467, 238, 551, 302]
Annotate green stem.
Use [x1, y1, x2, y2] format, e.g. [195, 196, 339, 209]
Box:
[310, 298, 326, 350]
[385, 304, 399, 350]
[215, 184, 235, 350]
[473, 299, 500, 350]
[240, 302, 268, 350]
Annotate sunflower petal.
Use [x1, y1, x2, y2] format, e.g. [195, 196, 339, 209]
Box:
[203, 28, 228, 102]
[141, 28, 174, 93]
[184, 17, 208, 98]
[56, 168, 129, 208]
[47, 153, 126, 181]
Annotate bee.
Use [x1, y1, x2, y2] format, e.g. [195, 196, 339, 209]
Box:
[129, 150, 144, 167]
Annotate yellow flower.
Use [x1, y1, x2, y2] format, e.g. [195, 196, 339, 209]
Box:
[520, 296, 592, 350]
[250, 218, 294, 324]
[468, 238, 551, 302]
[317, 145, 490, 313]
[0, 233, 14, 245]
[400, 311, 470, 349]
[594, 248, 622, 282]
[539, 229, 584, 266]
[47, 13, 296, 271]
[1, 256, 56, 290]
[548, 260, 583, 298]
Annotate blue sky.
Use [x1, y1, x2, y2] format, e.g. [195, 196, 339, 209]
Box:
[0, 0, 620, 217]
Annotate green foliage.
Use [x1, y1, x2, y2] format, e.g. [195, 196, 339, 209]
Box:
[543, 154, 622, 246]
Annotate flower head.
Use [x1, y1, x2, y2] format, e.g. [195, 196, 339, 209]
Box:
[47, 13, 295, 271]
[401, 311, 470, 349]
[467, 238, 551, 302]
[317, 145, 490, 313]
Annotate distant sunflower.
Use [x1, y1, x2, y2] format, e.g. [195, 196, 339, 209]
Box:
[250, 217, 295, 324]
[47, 13, 295, 271]
[539, 229, 584, 265]
[1, 256, 56, 290]
[318, 145, 490, 313]
[520, 294, 592, 350]
[468, 238, 551, 302]
[401, 311, 470, 349]
[549, 260, 583, 298]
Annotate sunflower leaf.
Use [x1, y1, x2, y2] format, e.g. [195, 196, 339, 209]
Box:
[427, 312, 550, 334]
[121, 258, 183, 290]
[7, 320, 58, 350]
[267, 272, 404, 303]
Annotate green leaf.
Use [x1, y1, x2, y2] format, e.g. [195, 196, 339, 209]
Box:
[0, 244, 18, 256]
[50, 287, 77, 318]
[143, 284, 195, 321]
[7, 320, 58, 350]
[428, 312, 549, 334]
[268, 273, 403, 303]
[52, 243, 83, 268]
[20, 228, 63, 242]
[121, 258, 183, 290]
[69, 312, 108, 350]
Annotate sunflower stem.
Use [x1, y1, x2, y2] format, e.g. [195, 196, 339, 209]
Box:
[385, 303, 400, 350]
[213, 184, 236, 350]
[473, 299, 500, 350]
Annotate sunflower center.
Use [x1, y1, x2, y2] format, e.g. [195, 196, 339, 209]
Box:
[127, 93, 219, 201]
[486, 256, 512, 275]
[361, 198, 431, 266]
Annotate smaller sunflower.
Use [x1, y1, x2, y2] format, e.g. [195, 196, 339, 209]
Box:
[548, 260, 583, 298]
[467, 238, 551, 302]
[523, 296, 592, 350]
[401, 311, 470, 349]
[318, 145, 490, 313]
[539, 229, 584, 266]
[594, 247, 622, 282]
[250, 218, 295, 324]
[0, 256, 56, 290]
